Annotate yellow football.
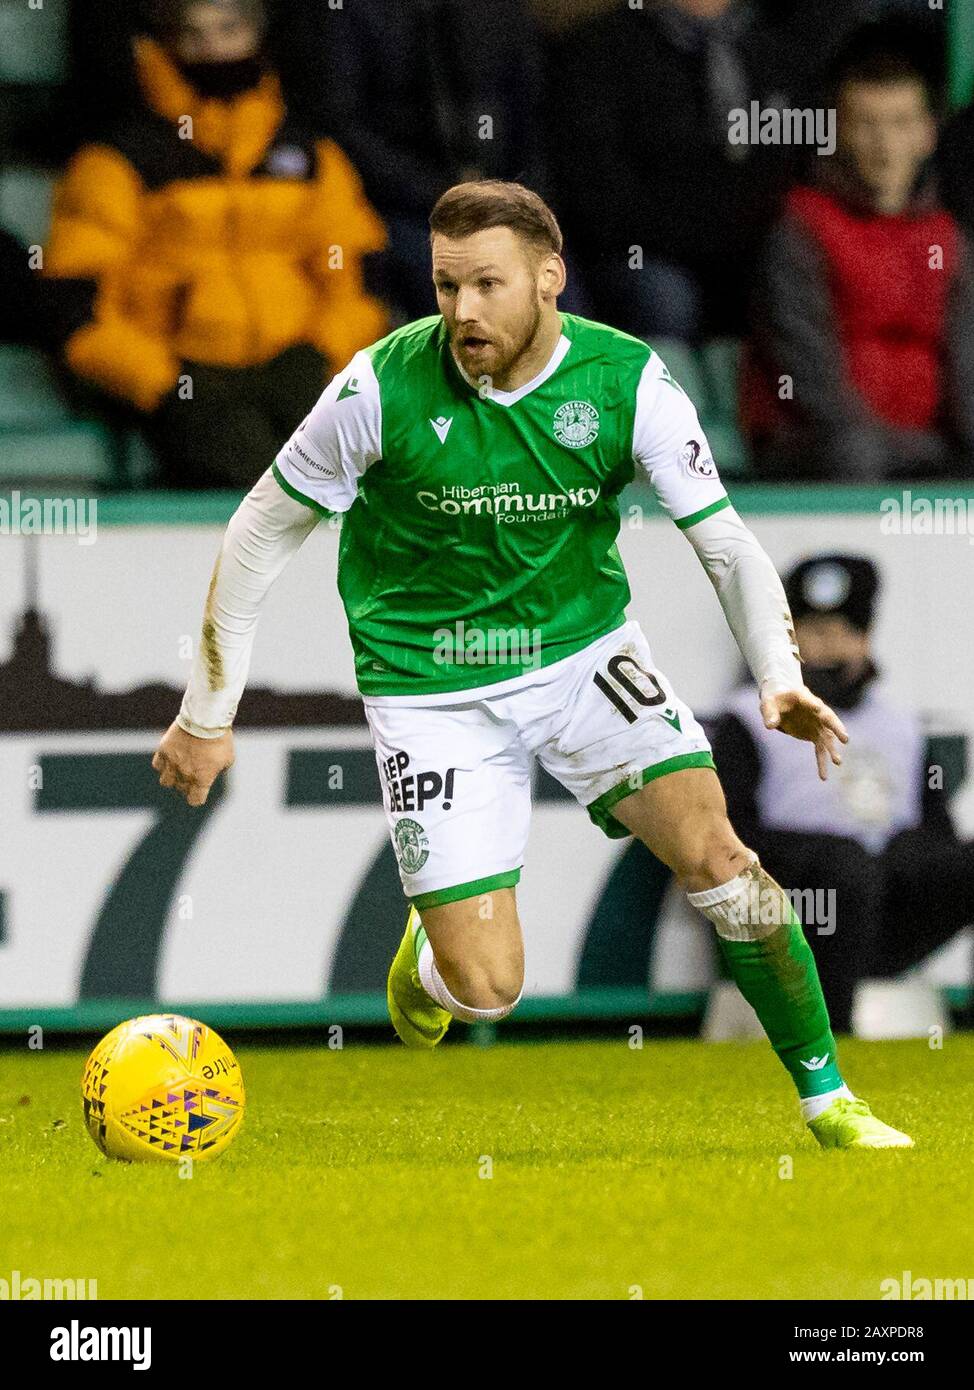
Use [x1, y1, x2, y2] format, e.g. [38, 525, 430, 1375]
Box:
[81, 1014, 244, 1162]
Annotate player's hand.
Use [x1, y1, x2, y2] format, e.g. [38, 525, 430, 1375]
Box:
[760, 688, 849, 782]
[152, 720, 234, 806]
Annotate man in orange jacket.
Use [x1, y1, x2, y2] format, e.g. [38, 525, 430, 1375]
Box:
[44, 0, 388, 487]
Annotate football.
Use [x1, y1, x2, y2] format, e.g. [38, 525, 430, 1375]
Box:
[81, 1014, 244, 1163]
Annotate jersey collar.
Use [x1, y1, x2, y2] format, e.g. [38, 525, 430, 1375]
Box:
[449, 329, 571, 407]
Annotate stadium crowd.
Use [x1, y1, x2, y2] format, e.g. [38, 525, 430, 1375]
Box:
[1, 0, 971, 487]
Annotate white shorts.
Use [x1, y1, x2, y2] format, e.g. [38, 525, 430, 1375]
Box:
[363, 620, 714, 908]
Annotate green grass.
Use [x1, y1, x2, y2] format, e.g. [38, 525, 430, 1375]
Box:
[1, 1035, 971, 1300]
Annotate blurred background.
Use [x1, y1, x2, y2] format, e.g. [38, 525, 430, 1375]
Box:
[1, 0, 973, 1042]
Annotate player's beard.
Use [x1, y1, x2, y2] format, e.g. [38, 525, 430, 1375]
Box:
[502, 301, 544, 380]
[473, 300, 543, 387]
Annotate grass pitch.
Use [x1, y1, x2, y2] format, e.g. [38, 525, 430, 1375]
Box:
[2, 1034, 971, 1300]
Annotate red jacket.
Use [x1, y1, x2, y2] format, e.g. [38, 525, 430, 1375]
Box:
[744, 176, 970, 448]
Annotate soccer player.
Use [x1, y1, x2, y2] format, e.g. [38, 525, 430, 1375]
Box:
[154, 180, 912, 1149]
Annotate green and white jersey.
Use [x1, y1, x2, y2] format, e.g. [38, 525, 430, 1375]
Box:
[273, 313, 729, 699]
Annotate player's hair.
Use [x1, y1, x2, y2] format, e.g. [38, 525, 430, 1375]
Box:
[429, 181, 563, 257]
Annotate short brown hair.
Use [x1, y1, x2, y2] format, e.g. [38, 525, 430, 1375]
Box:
[429, 180, 563, 256]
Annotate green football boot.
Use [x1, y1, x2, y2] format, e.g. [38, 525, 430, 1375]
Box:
[387, 907, 451, 1049]
[808, 1096, 914, 1150]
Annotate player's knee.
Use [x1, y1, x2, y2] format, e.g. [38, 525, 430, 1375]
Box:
[437, 958, 524, 1015]
[675, 817, 752, 893]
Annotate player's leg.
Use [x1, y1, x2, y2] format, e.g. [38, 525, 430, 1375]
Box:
[537, 620, 912, 1148]
[416, 888, 523, 1014]
[610, 770, 910, 1148]
[610, 768, 842, 1095]
[385, 890, 524, 1049]
[365, 698, 531, 1047]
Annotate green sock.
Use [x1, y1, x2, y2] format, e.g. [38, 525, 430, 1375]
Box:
[717, 910, 843, 1100]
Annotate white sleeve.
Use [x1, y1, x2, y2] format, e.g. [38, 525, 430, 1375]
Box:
[681, 504, 805, 698]
[273, 349, 382, 512]
[632, 353, 728, 528]
[176, 468, 321, 737]
[632, 351, 802, 697]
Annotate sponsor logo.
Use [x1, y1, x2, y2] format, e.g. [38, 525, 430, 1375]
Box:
[553, 400, 599, 448]
[381, 751, 457, 813]
[288, 436, 337, 480]
[680, 439, 715, 479]
[416, 480, 600, 524]
[393, 817, 429, 874]
[429, 415, 453, 444]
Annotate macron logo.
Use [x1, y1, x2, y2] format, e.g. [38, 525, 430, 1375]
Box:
[430, 415, 453, 445]
[800, 1055, 829, 1071]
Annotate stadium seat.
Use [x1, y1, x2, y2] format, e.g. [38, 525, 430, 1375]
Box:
[0, 0, 68, 86]
[650, 337, 750, 478]
[0, 421, 117, 486]
[700, 338, 742, 423]
[0, 165, 55, 246]
[650, 336, 707, 406]
[651, 337, 751, 477]
[0, 345, 74, 429]
[699, 338, 750, 476]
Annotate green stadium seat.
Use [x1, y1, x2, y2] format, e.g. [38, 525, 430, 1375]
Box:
[701, 338, 742, 423]
[122, 429, 162, 488]
[0, 345, 73, 429]
[0, 422, 118, 486]
[699, 338, 750, 477]
[0, 165, 55, 246]
[649, 337, 751, 477]
[648, 336, 707, 406]
[0, 0, 68, 86]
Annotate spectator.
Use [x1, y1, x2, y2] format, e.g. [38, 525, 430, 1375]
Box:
[711, 554, 973, 1032]
[42, 0, 387, 489]
[286, 0, 556, 322]
[745, 40, 974, 480]
[551, 0, 873, 343]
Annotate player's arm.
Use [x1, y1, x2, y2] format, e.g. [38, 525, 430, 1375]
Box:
[633, 353, 848, 781]
[153, 351, 382, 805]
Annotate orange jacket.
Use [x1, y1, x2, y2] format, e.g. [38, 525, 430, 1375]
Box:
[45, 39, 388, 410]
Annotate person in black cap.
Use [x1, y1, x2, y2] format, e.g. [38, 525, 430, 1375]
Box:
[711, 552, 973, 1031]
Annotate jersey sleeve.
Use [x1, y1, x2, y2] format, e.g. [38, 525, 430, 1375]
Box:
[273, 349, 382, 513]
[631, 352, 730, 530]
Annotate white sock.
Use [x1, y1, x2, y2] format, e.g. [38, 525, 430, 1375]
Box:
[417, 937, 454, 1010]
[416, 938, 520, 1024]
[801, 1084, 854, 1123]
